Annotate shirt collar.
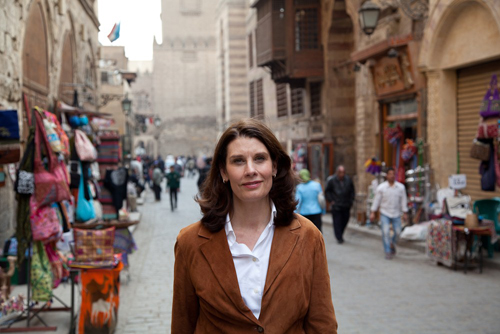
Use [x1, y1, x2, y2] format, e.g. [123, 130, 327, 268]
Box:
[225, 201, 277, 246]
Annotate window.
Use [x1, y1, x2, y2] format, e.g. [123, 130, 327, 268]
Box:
[310, 82, 321, 116]
[256, 79, 264, 118]
[291, 88, 304, 115]
[249, 82, 256, 117]
[100, 71, 108, 84]
[248, 33, 254, 68]
[294, 0, 320, 51]
[276, 83, 288, 117]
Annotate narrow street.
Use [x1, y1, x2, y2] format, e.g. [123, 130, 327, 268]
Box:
[115, 176, 500, 334]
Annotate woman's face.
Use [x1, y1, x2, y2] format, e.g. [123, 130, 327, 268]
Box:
[221, 136, 277, 205]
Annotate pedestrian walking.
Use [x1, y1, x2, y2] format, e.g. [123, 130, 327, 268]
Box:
[166, 165, 181, 211]
[325, 165, 355, 244]
[295, 169, 324, 232]
[197, 157, 212, 192]
[152, 162, 163, 201]
[369, 167, 409, 260]
[172, 118, 337, 333]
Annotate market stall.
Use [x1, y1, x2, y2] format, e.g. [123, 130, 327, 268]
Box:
[0, 104, 140, 332]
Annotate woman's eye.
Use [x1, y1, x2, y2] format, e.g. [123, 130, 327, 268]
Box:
[233, 158, 244, 164]
[255, 156, 266, 162]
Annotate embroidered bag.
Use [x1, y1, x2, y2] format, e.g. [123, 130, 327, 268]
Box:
[73, 227, 115, 264]
[14, 128, 35, 195]
[43, 110, 70, 157]
[31, 241, 53, 302]
[29, 198, 62, 242]
[470, 139, 490, 161]
[476, 118, 499, 139]
[33, 110, 71, 207]
[75, 129, 97, 162]
[0, 110, 20, 140]
[479, 74, 500, 118]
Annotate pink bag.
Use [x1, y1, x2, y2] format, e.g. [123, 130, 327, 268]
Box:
[476, 121, 499, 139]
[74, 129, 97, 161]
[30, 197, 62, 242]
[33, 111, 71, 207]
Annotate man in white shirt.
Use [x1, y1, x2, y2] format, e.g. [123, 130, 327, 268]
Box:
[370, 167, 408, 260]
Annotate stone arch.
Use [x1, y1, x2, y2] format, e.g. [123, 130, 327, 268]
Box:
[58, 28, 76, 104]
[419, 0, 500, 70]
[22, 0, 50, 109]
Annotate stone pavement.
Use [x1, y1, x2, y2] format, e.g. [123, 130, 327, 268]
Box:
[7, 176, 500, 333]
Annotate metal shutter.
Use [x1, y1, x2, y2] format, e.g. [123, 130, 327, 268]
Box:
[457, 60, 500, 201]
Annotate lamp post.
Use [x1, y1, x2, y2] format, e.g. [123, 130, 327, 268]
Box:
[358, 0, 381, 36]
[121, 95, 132, 116]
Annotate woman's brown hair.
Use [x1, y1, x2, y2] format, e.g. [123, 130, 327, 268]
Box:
[196, 118, 297, 232]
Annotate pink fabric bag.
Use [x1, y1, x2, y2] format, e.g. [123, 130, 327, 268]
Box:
[33, 111, 71, 207]
[30, 197, 62, 242]
[74, 129, 97, 162]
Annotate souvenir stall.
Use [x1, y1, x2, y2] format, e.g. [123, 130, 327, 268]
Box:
[426, 75, 500, 273]
[0, 104, 139, 333]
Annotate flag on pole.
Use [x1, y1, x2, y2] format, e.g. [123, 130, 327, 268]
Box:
[107, 22, 120, 42]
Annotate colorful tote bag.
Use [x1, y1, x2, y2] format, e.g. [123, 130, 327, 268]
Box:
[33, 110, 71, 207]
[78, 261, 123, 334]
[76, 162, 96, 222]
[31, 241, 53, 302]
[480, 74, 500, 118]
[73, 227, 115, 265]
[75, 129, 98, 162]
[29, 198, 62, 242]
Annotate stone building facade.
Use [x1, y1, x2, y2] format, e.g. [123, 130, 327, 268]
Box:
[153, 0, 219, 157]
[0, 0, 99, 244]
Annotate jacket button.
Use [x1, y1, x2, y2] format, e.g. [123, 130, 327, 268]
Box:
[256, 326, 264, 333]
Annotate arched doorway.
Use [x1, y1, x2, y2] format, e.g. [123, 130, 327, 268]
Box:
[22, 0, 50, 111]
[326, 0, 355, 175]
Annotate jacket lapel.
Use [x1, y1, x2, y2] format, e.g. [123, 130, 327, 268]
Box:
[263, 217, 301, 296]
[198, 225, 258, 324]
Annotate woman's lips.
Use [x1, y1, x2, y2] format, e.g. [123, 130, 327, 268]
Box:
[242, 181, 262, 189]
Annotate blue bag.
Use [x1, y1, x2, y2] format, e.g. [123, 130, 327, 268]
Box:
[76, 162, 96, 222]
[0, 110, 20, 140]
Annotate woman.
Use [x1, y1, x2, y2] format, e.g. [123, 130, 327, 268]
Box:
[295, 169, 325, 232]
[172, 119, 337, 333]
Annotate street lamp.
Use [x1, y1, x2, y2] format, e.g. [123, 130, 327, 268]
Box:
[121, 95, 132, 116]
[358, 0, 381, 36]
[154, 115, 161, 127]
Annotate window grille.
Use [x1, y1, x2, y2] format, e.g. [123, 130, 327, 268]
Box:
[310, 82, 321, 116]
[256, 79, 264, 118]
[249, 82, 256, 117]
[276, 83, 288, 117]
[295, 8, 319, 51]
[291, 88, 304, 115]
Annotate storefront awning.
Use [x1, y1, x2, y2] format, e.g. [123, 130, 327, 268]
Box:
[351, 34, 413, 63]
[57, 101, 112, 118]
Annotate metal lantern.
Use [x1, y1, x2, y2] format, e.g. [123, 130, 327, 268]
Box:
[359, 1, 381, 36]
[121, 96, 132, 115]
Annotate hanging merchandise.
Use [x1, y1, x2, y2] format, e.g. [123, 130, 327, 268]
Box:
[33, 110, 71, 207]
[383, 123, 403, 145]
[104, 168, 129, 212]
[31, 241, 53, 302]
[76, 162, 96, 222]
[401, 139, 418, 162]
[78, 261, 123, 334]
[43, 110, 70, 157]
[469, 139, 491, 161]
[75, 129, 98, 162]
[480, 143, 496, 191]
[44, 242, 69, 289]
[0, 110, 21, 164]
[479, 74, 500, 118]
[364, 157, 382, 175]
[29, 197, 63, 242]
[42, 118, 62, 153]
[14, 133, 35, 195]
[476, 117, 499, 139]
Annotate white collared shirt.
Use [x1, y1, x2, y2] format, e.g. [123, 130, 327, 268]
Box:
[225, 202, 277, 320]
[371, 181, 408, 218]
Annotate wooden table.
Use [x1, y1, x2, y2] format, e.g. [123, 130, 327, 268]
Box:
[453, 225, 493, 273]
[73, 212, 141, 230]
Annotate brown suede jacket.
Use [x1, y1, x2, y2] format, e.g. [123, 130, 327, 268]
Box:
[171, 214, 338, 334]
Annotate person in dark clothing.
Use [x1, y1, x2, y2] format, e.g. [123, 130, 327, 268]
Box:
[152, 163, 163, 201]
[325, 165, 355, 244]
[166, 165, 181, 211]
[197, 157, 212, 192]
[157, 155, 165, 173]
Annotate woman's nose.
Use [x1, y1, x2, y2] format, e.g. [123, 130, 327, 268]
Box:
[245, 161, 257, 176]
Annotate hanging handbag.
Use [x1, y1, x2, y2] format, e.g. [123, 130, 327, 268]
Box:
[76, 162, 96, 222]
[480, 143, 496, 191]
[29, 198, 63, 242]
[31, 241, 53, 302]
[33, 110, 71, 207]
[0, 110, 21, 164]
[45, 243, 68, 289]
[73, 227, 115, 265]
[469, 139, 490, 161]
[14, 128, 35, 195]
[479, 74, 500, 118]
[43, 110, 70, 157]
[75, 129, 98, 162]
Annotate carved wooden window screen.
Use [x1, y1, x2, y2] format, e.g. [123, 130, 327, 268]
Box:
[256, 79, 264, 118]
[248, 33, 254, 68]
[291, 88, 304, 115]
[249, 81, 256, 117]
[276, 83, 288, 117]
[294, 7, 319, 51]
[310, 82, 321, 116]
